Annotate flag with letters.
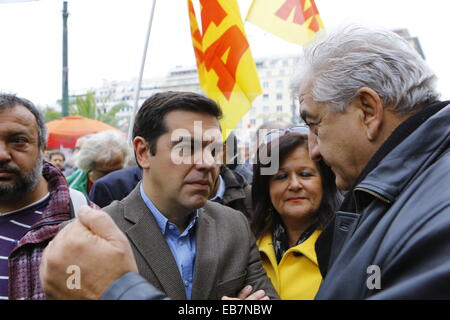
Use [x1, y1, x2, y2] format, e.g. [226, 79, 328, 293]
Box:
[188, 0, 262, 138]
[246, 0, 324, 45]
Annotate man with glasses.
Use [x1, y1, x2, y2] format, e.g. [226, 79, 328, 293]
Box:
[294, 25, 450, 299]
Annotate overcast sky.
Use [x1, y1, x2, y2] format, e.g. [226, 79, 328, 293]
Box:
[1, 0, 449, 107]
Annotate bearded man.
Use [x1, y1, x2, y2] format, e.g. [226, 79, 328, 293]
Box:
[0, 93, 94, 300]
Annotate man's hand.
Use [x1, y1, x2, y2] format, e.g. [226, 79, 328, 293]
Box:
[221, 285, 270, 300]
[39, 206, 138, 300]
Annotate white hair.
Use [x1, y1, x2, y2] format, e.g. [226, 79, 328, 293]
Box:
[76, 130, 130, 171]
[291, 24, 440, 115]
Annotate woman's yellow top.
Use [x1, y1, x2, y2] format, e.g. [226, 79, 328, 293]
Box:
[257, 230, 322, 300]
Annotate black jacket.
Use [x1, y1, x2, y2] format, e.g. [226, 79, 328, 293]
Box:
[89, 165, 142, 208]
[218, 165, 252, 218]
[315, 101, 450, 299]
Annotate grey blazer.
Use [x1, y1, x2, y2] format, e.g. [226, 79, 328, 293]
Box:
[103, 185, 278, 300]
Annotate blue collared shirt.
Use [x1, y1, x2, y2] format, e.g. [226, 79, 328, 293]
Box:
[140, 184, 198, 299]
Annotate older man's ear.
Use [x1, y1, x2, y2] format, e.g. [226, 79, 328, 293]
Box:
[353, 87, 385, 142]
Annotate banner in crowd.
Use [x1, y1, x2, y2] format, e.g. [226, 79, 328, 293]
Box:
[188, 0, 262, 138]
[246, 0, 324, 45]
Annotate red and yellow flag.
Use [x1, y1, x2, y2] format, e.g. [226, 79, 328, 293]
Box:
[188, 0, 262, 138]
[246, 0, 324, 45]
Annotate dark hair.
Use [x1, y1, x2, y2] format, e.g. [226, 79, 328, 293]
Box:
[0, 93, 47, 150]
[49, 151, 65, 161]
[132, 91, 223, 155]
[251, 133, 342, 239]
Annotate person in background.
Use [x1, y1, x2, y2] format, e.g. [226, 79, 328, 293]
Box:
[74, 135, 89, 154]
[88, 165, 142, 208]
[48, 151, 65, 172]
[295, 25, 450, 299]
[235, 145, 252, 183]
[224, 132, 253, 184]
[63, 135, 90, 177]
[0, 93, 95, 300]
[256, 120, 293, 147]
[245, 120, 294, 183]
[67, 130, 129, 196]
[208, 132, 252, 218]
[251, 128, 341, 299]
[209, 165, 252, 218]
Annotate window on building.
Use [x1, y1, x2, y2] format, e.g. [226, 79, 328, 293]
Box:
[276, 93, 283, 100]
[263, 105, 269, 112]
[276, 105, 283, 112]
[276, 80, 283, 88]
[263, 81, 269, 89]
[263, 94, 269, 100]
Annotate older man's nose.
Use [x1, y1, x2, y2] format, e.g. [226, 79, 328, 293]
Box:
[308, 132, 322, 162]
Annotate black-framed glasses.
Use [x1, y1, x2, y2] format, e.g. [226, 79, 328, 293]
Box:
[262, 125, 309, 145]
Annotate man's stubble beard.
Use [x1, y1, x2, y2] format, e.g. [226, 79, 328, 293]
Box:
[0, 153, 43, 203]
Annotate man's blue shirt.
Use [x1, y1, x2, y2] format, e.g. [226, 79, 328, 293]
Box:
[139, 184, 198, 299]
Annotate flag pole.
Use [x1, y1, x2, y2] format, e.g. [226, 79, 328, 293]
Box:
[62, 1, 69, 117]
[127, 0, 157, 142]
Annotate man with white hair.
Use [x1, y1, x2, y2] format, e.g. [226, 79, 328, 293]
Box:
[293, 25, 450, 299]
[67, 130, 129, 196]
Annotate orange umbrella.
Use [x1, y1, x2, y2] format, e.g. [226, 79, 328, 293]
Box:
[46, 116, 124, 149]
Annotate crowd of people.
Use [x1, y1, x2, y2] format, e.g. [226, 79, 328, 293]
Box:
[1, 25, 449, 300]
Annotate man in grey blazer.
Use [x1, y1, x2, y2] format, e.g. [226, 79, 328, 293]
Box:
[104, 188, 274, 299]
[111, 91, 276, 300]
[41, 91, 276, 300]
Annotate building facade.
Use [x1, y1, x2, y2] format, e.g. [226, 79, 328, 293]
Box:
[85, 54, 301, 136]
